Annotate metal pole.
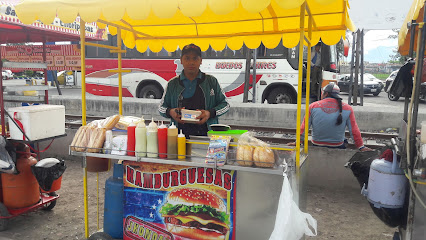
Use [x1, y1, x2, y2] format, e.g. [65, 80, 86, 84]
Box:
[348, 32, 356, 105]
[0, 47, 4, 137]
[117, 30, 123, 115]
[243, 46, 251, 103]
[408, 20, 417, 58]
[304, 14, 313, 154]
[405, 20, 417, 122]
[80, 19, 89, 239]
[295, 2, 306, 171]
[360, 29, 364, 106]
[252, 48, 257, 103]
[353, 29, 361, 105]
[42, 40, 48, 104]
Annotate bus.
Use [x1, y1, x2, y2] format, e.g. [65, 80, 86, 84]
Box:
[82, 35, 339, 104]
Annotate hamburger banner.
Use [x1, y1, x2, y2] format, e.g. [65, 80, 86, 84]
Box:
[123, 161, 237, 240]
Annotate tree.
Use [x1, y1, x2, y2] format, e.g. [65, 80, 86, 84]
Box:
[388, 29, 405, 64]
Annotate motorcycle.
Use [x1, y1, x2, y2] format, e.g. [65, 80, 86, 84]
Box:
[385, 59, 426, 101]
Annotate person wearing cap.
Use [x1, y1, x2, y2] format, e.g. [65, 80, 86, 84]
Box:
[295, 83, 371, 151]
[158, 43, 230, 136]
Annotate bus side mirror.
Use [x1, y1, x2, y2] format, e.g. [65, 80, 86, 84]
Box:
[343, 39, 349, 57]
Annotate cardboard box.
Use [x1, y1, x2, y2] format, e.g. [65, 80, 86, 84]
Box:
[181, 109, 201, 122]
[8, 105, 65, 141]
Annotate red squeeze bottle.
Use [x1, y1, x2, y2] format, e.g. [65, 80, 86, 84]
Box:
[127, 121, 136, 156]
[158, 121, 168, 158]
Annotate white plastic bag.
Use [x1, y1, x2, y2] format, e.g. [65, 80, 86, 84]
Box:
[0, 137, 16, 174]
[269, 175, 317, 240]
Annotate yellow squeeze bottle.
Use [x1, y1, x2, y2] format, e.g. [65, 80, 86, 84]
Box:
[177, 129, 186, 159]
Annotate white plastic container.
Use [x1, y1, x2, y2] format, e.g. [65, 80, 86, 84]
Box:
[8, 105, 65, 141]
[361, 151, 407, 208]
[421, 121, 426, 143]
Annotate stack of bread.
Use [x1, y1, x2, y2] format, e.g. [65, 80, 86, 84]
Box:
[71, 115, 120, 152]
[236, 132, 275, 168]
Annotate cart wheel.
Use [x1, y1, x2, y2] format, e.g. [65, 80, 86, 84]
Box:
[88, 232, 113, 240]
[0, 203, 9, 231]
[42, 192, 57, 211]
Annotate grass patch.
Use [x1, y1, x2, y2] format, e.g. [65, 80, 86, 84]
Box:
[373, 73, 389, 80]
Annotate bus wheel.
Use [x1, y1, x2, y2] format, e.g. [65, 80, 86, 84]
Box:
[388, 92, 399, 101]
[267, 88, 295, 104]
[139, 85, 162, 99]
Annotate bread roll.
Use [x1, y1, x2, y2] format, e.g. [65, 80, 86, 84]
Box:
[87, 128, 106, 153]
[71, 126, 85, 151]
[253, 146, 275, 168]
[74, 126, 89, 152]
[104, 115, 120, 130]
[236, 145, 253, 166]
[76, 126, 95, 152]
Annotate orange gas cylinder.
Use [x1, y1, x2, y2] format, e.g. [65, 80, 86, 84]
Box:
[1, 144, 40, 209]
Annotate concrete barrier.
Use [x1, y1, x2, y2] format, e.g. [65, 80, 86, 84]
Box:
[8, 95, 421, 131]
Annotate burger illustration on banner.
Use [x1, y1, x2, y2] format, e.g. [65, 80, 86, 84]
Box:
[159, 188, 230, 240]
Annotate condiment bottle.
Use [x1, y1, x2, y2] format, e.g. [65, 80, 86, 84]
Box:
[127, 121, 136, 156]
[177, 129, 186, 160]
[104, 130, 113, 154]
[135, 116, 147, 157]
[158, 121, 168, 158]
[147, 118, 158, 158]
[167, 123, 178, 159]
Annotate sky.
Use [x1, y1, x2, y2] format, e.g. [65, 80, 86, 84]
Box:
[346, 0, 412, 63]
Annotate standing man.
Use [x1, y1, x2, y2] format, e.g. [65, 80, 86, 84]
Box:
[158, 43, 230, 136]
[311, 42, 322, 100]
[296, 83, 372, 151]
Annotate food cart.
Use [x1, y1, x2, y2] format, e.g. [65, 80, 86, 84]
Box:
[393, 0, 426, 239]
[16, 0, 355, 239]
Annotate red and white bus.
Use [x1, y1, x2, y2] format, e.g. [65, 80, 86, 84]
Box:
[82, 37, 339, 104]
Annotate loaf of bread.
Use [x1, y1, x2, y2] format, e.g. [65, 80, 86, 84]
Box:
[71, 126, 86, 151]
[104, 115, 120, 130]
[253, 146, 275, 168]
[87, 128, 106, 153]
[236, 145, 253, 166]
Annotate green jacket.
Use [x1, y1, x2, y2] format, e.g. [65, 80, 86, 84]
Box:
[158, 72, 230, 129]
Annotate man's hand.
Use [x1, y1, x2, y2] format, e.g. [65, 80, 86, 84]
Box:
[360, 146, 374, 152]
[196, 109, 210, 125]
[169, 108, 185, 124]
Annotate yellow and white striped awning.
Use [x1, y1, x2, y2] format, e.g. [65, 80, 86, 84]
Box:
[16, 0, 355, 52]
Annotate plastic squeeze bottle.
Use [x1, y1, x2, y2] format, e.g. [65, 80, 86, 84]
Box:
[177, 129, 186, 160]
[158, 121, 168, 159]
[127, 121, 136, 156]
[147, 118, 158, 158]
[135, 117, 147, 157]
[167, 123, 178, 159]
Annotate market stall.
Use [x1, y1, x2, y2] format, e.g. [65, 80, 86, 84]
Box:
[16, 0, 355, 239]
[395, 1, 426, 239]
[0, 0, 105, 230]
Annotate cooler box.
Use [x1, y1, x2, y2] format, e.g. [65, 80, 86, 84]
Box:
[8, 105, 65, 141]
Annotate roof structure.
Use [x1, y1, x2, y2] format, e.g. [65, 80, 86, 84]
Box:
[15, 0, 355, 52]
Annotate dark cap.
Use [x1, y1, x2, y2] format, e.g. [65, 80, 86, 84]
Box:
[323, 83, 342, 99]
[181, 44, 201, 57]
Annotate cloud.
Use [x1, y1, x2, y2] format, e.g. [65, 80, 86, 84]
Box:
[363, 30, 398, 54]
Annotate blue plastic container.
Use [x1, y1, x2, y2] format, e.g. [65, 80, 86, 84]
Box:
[103, 163, 124, 238]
